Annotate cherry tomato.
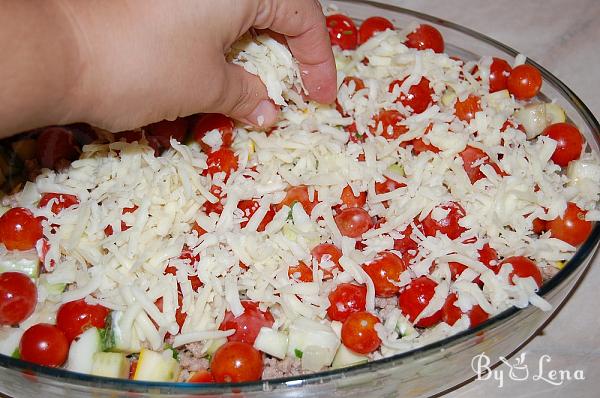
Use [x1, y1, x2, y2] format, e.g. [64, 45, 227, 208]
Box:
[404, 24, 444, 53]
[340, 185, 367, 209]
[326, 14, 358, 50]
[358, 16, 394, 45]
[459, 145, 505, 184]
[276, 185, 319, 216]
[454, 95, 481, 122]
[507, 64, 542, 100]
[422, 201, 467, 240]
[192, 113, 234, 154]
[375, 177, 405, 195]
[370, 110, 408, 140]
[188, 369, 215, 383]
[237, 200, 275, 232]
[19, 323, 69, 367]
[488, 57, 512, 93]
[146, 117, 189, 148]
[39, 193, 79, 214]
[192, 222, 207, 237]
[442, 293, 488, 327]
[202, 185, 224, 216]
[341, 311, 381, 354]
[311, 243, 343, 280]
[164, 265, 202, 292]
[548, 202, 592, 247]
[288, 261, 313, 282]
[335, 207, 373, 238]
[542, 123, 584, 167]
[104, 205, 138, 236]
[219, 301, 274, 344]
[498, 256, 542, 287]
[327, 283, 367, 322]
[36, 127, 80, 169]
[205, 148, 238, 179]
[532, 217, 548, 235]
[210, 341, 263, 383]
[393, 224, 419, 262]
[337, 77, 366, 116]
[478, 243, 499, 268]
[0, 272, 37, 326]
[0, 207, 43, 251]
[56, 299, 110, 342]
[398, 276, 443, 328]
[389, 77, 434, 114]
[346, 122, 366, 143]
[409, 137, 440, 155]
[362, 252, 406, 297]
[155, 292, 186, 331]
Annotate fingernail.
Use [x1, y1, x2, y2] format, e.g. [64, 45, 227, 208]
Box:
[245, 100, 278, 127]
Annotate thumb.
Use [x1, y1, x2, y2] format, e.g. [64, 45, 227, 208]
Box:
[215, 63, 279, 127]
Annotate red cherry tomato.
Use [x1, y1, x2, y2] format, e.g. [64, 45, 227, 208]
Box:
[393, 224, 419, 262]
[19, 323, 69, 367]
[146, 117, 189, 148]
[370, 110, 408, 140]
[36, 127, 80, 169]
[192, 113, 234, 154]
[498, 256, 542, 287]
[340, 185, 367, 209]
[337, 77, 366, 116]
[219, 301, 274, 345]
[211, 341, 263, 383]
[104, 205, 138, 236]
[0, 272, 37, 326]
[398, 276, 443, 328]
[0, 207, 43, 251]
[327, 283, 367, 322]
[541, 123, 584, 167]
[389, 77, 434, 114]
[192, 222, 207, 237]
[422, 201, 467, 240]
[155, 292, 186, 331]
[478, 243, 499, 268]
[56, 299, 110, 342]
[164, 265, 202, 292]
[288, 261, 313, 283]
[206, 148, 238, 179]
[326, 14, 358, 50]
[341, 311, 381, 354]
[311, 243, 343, 280]
[276, 185, 319, 216]
[405, 24, 444, 53]
[188, 369, 215, 383]
[358, 16, 394, 45]
[335, 207, 373, 238]
[488, 57, 512, 93]
[454, 95, 481, 122]
[548, 202, 592, 247]
[362, 252, 406, 297]
[507, 64, 542, 100]
[442, 293, 488, 327]
[459, 145, 505, 184]
[201, 185, 224, 216]
[409, 137, 440, 155]
[532, 217, 548, 235]
[237, 200, 275, 232]
[39, 193, 79, 214]
[374, 177, 406, 198]
[346, 122, 366, 143]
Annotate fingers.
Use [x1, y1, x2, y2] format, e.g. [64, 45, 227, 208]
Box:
[255, 0, 337, 104]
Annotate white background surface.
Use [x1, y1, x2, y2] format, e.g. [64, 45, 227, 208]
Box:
[383, 1, 600, 397]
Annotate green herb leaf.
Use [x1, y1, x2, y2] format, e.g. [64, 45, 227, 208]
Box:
[294, 349, 303, 358]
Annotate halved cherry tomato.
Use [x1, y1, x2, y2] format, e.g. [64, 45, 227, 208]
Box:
[205, 148, 238, 179]
[337, 77, 366, 116]
[326, 14, 358, 50]
[393, 224, 419, 262]
[532, 217, 548, 235]
[0, 272, 37, 326]
[202, 185, 224, 216]
[155, 292, 186, 331]
[409, 137, 440, 155]
[340, 185, 367, 209]
[20, 323, 69, 367]
[192, 113, 234, 154]
[422, 201, 467, 240]
[507, 64, 542, 100]
[375, 176, 406, 195]
[104, 205, 138, 236]
[442, 293, 488, 327]
[398, 276, 443, 328]
[341, 311, 381, 354]
[288, 261, 313, 283]
[219, 301, 274, 345]
[488, 57, 512, 93]
[541, 123, 584, 167]
[188, 369, 215, 383]
[358, 16, 394, 45]
[0, 207, 43, 251]
[370, 110, 408, 140]
[548, 202, 592, 247]
[478, 243, 499, 268]
[311, 243, 343, 280]
[276, 185, 319, 216]
[146, 117, 189, 148]
[56, 299, 110, 342]
[36, 127, 80, 169]
[389, 77, 434, 114]
[211, 341, 263, 383]
[498, 256, 542, 287]
[164, 265, 202, 292]
[454, 95, 481, 122]
[362, 252, 406, 297]
[327, 283, 367, 322]
[335, 207, 373, 238]
[459, 145, 505, 184]
[39, 193, 79, 215]
[404, 24, 444, 53]
[237, 200, 275, 232]
[346, 122, 366, 143]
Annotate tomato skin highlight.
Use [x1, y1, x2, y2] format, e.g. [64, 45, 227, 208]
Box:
[192, 113, 234, 154]
[326, 14, 358, 50]
[498, 256, 542, 287]
[20, 323, 69, 367]
[488, 57, 512, 93]
[341, 311, 381, 354]
[0, 272, 37, 326]
[442, 293, 488, 327]
[389, 77, 434, 114]
[56, 299, 110, 342]
[219, 301, 274, 345]
[541, 123, 584, 167]
[548, 202, 592, 247]
[405, 24, 444, 53]
[334, 207, 373, 238]
[358, 16, 394, 45]
[398, 276, 443, 328]
[311, 243, 343, 280]
[507, 64, 542, 100]
[422, 201, 467, 240]
[210, 341, 263, 383]
[0, 207, 43, 251]
[362, 252, 406, 297]
[327, 283, 367, 322]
